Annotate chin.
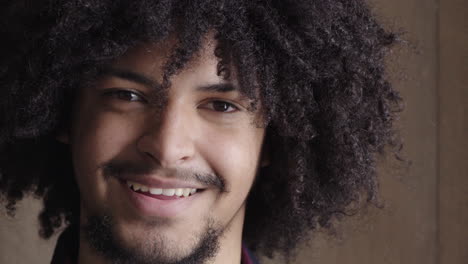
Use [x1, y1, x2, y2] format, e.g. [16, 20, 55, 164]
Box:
[82, 211, 224, 264]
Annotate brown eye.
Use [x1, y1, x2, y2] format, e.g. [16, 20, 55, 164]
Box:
[207, 101, 239, 113]
[104, 89, 146, 102]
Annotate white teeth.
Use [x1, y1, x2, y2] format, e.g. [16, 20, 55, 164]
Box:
[149, 188, 163, 195]
[175, 188, 184, 196]
[127, 181, 198, 197]
[133, 183, 142, 191]
[162, 188, 176, 196]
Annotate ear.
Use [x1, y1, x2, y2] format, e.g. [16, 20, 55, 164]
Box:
[260, 155, 270, 167]
[55, 130, 70, 144]
[259, 141, 270, 168]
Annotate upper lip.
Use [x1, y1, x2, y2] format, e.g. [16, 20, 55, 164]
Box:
[118, 176, 206, 189]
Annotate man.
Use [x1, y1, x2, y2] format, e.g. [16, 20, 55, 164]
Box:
[0, 0, 403, 263]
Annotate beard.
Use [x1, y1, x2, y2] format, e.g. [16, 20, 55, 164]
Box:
[82, 211, 224, 264]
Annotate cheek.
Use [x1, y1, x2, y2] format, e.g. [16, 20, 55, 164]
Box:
[196, 125, 265, 224]
[71, 109, 143, 201]
[199, 126, 264, 196]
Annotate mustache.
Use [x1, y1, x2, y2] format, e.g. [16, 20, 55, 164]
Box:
[100, 159, 227, 192]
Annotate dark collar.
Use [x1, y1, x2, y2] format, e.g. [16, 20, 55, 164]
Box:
[51, 225, 259, 264]
[50, 225, 78, 264]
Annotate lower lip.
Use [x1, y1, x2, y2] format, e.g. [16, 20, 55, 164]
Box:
[119, 180, 199, 218]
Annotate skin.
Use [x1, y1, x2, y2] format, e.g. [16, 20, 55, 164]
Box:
[61, 34, 268, 264]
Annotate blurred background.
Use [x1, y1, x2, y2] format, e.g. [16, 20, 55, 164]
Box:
[1, 0, 467, 263]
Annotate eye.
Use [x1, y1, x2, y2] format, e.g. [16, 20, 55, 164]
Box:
[103, 89, 146, 103]
[202, 100, 239, 113]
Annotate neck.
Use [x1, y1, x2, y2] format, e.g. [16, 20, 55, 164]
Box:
[77, 205, 246, 264]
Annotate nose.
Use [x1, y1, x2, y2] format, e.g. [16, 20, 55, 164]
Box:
[136, 103, 195, 168]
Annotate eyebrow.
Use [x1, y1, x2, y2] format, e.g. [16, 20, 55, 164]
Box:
[99, 67, 161, 90]
[196, 83, 238, 93]
[99, 67, 239, 94]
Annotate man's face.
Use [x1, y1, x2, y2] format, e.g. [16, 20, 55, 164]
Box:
[67, 36, 266, 263]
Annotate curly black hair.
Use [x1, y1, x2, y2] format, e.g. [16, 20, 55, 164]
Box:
[0, 0, 403, 260]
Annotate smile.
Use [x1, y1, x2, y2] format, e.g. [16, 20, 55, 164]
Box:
[126, 181, 198, 197]
[119, 179, 205, 218]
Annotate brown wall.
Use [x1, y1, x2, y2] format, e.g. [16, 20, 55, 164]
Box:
[1, 0, 467, 263]
[438, 0, 468, 263]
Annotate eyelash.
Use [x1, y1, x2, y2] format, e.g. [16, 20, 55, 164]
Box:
[104, 89, 147, 103]
[103, 89, 240, 113]
[202, 100, 239, 113]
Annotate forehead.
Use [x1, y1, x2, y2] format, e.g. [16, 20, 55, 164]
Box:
[111, 34, 224, 85]
[95, 33, 263, 118]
